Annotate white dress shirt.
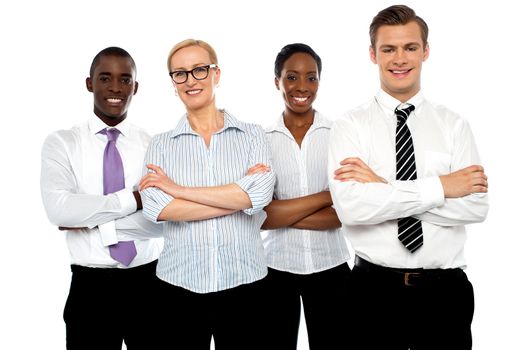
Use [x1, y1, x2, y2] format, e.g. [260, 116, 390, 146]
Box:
[328, 90, 489, 269]
[41, 116, 163, 268]
[141, 110, 275, 293]
[263, 112, 350, 274]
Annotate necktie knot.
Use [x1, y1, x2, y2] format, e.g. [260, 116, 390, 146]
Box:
[395, 104, 415, 125]
[104, 128, 120, 142]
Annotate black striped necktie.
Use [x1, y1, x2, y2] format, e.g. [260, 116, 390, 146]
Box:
[395, 104, 423, 253]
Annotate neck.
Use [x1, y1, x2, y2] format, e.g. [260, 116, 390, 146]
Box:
[382, 87, 420, 104]
[187, 104, 223, 133]
[95, 111, 125, 127]
[283, 108, 315, 129]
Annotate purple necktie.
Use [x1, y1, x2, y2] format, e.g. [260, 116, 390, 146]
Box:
[101, 128, 137, 266]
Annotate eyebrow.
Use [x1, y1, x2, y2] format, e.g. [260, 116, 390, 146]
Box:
[285, 69, 318, 75]
[379, 42, 422, 49]
[172, 63, 209, 71]
[97, 72, 133, 77]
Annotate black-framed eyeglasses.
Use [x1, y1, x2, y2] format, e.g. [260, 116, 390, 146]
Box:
[169, 64, 217, 84]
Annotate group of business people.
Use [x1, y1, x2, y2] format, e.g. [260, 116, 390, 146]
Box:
[40, 4, 488, 350]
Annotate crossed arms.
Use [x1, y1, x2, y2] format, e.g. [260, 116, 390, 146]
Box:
[140, 130, 275, 223]
[328, 117, 489, 227]
[140, 164, 272, 221]
[40, 132, 162, 238]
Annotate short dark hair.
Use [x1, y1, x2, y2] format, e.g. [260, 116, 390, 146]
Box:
[274, 43, 322, 78]
[89, 46, 136, 78]
[369, 5, 429, 49]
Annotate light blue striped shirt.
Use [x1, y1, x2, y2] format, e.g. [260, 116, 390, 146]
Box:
[263, 112, 350, 274]
[141, 110, 275, 293]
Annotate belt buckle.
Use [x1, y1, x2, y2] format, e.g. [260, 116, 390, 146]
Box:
[404, 272, 421, 286]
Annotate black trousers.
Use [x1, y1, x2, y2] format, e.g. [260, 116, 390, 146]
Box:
[64, 260, 162, 350]
[264, 263, 352, 350]
[348, 258, 474, 350]
[156, 276, 269, 350]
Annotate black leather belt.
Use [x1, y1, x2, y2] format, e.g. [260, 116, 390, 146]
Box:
[354, 255, 463, 287]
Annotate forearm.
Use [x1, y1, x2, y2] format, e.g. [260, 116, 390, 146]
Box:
[291, 206, 342, 230]
[158, 198, 237, 222]
[262, 192, 333, 230]
[330, 177, 444, 226]
[415, 192, 489, 226]
[175, 184, 252, 210]
[42, 189, 136, 228]
[114, 211, 164, 238]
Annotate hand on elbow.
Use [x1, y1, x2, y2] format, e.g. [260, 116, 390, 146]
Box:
[334, 157, 387, 183]
[440, 165, 488, 198]
[246, 163, 270, 176]
[139, 164, 182, 197]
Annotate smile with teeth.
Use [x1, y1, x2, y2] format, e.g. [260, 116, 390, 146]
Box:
[390, 69, 412, 75]
[186, 89, 202, 95]
[106, 98, 123, 104]
[292, 96, 309, 103]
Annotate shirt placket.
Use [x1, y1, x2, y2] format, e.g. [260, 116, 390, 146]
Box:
[206, 134, 219, 291]
[298, 136, 314, 271]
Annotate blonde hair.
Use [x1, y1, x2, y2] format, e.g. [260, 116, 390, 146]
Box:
[166, 39, 219, 72]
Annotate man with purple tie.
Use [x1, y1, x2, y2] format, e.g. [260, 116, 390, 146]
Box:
[40, 47, 163, 350]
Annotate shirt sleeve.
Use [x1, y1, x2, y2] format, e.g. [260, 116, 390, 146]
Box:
[235, 125, 276, 215]
[414, 118, 489, 226]
[40, 132, 137, 229]
[328, 114, 445, 226]
[114, 211, 164, 238]
[140, 136, 174, 223]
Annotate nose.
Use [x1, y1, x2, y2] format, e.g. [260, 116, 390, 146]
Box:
[185, 73, 198, 86]
[296, 77, 308, 92]
[393, 49, 408, 66]
[109, 79, 122, 92]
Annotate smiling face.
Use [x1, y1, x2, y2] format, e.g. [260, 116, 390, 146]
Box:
[370, 21, 429, 102]
[169, 45, 220, 112]
[275, 52, 319, 116]
[86, 54, 138, 126]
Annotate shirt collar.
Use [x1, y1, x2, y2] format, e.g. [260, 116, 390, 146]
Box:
[375, 89, 425, 116]
[169, 109, 246, 138]
[88, 115, 131, 137]
[266, 110, 330, 134]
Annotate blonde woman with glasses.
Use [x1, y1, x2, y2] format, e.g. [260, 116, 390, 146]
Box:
[139, 39, 275, 350]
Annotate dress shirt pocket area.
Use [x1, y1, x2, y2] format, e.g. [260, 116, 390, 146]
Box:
[423, 151, 451, 177]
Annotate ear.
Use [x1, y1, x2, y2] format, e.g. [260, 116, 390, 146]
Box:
[369, 46, 377, 64]
[213, 67, 221, 86]
[134, 81, 139, 95]
[274, 77, 280, 90]
[86, 77, 93, 92]
[423, 43, 430, 62]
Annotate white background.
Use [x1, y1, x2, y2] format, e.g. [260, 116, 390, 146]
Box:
[1, 0, 524, 349]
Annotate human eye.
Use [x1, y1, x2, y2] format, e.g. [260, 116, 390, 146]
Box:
[173, 71, 187, 79]
[407, 45, 418, 52]
[286, 74, 297, 81]
[99, 75, 110, 82]
[194, 66, 208, 74]
[121, 77, 133, 85]
[381, 47, 394, 54]
[308, 75, 319, 82]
